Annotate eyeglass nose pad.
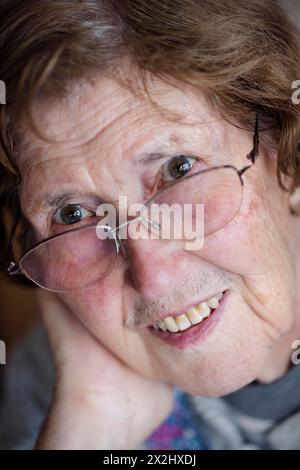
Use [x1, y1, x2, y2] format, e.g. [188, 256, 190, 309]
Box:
[117, 236, 128, 259]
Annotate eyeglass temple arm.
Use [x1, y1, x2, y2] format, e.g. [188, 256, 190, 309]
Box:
[5, 210, 22, 275]
[238, 113, 259, 177]
[247, 113, 259, 164]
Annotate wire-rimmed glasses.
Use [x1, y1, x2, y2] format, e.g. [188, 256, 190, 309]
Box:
[6, 115, 259, 292]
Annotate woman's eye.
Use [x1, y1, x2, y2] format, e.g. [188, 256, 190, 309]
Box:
[53, 204, 94, 225]
[160, 155, 196, 182]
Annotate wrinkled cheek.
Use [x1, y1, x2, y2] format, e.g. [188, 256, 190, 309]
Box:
[59, 277, 122, 330]
[200, 187, 295, 335]
[195, 214, 262, 276]
[59, 281, 151, 372]
[197, 176, 288, 277]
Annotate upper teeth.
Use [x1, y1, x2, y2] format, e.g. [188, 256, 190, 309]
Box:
[153, 292, 224, 333]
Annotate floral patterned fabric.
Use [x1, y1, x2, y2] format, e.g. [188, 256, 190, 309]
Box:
[142, 388, 209, 450]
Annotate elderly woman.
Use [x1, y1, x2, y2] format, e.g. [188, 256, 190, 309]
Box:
[1, 0, 300, 450]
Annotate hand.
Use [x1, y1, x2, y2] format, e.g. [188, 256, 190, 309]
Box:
[35, 290, 174, 450]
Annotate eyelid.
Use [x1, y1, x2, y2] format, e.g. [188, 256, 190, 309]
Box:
[143, 154, 208, 196]
[53, 199, 97, 214]
[52, 203, 96, 225]
[159, 154, 200, 181]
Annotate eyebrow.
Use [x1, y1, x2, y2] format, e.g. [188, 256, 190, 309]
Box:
[136, 132, 196, 165]
[138, 151, 182, 165]
[25, 190, 105, 216]
[46, 191, 97, 208]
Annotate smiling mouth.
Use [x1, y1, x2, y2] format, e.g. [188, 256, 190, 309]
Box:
[150, 291, 226, 334]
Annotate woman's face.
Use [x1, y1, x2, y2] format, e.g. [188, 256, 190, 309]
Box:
[18, 73, 299, 396]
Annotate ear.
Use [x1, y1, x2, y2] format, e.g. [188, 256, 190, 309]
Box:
[289, 186, 300, 216]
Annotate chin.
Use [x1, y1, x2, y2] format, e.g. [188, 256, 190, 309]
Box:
[165, 359, 263, 397]
[141, 293, 273, 397]
[149, 337, 272, 397]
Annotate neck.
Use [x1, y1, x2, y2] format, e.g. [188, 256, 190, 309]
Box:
[257, 211, 300, 384]
[257, 326, 300, 384]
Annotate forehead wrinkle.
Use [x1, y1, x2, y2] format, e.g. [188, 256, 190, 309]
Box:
[24, 73, 210, 152]
[19, 94, 154, 175]
[18, 74, 220, 172]
[34, 80, 131, 138]
[28, 79, 149, 150]
[65, 86, 149, 150]
[19, 106, 130, 170]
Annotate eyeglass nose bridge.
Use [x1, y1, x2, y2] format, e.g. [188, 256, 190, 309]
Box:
[109, 212, 160, 260]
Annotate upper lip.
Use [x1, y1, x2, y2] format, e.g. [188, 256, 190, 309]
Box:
[144, 291, 226, 328]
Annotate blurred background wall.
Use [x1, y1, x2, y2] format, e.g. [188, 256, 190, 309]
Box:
[282, 0, 300, 26]
[0, 277, 37, 349]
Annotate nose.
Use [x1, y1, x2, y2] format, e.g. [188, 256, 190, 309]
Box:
[123, 237, 191, 299]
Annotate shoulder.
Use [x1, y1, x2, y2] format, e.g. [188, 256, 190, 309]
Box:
[0, 322, 55, 449]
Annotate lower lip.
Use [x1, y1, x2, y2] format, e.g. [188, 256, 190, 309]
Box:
[148, 290, 229, 349]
